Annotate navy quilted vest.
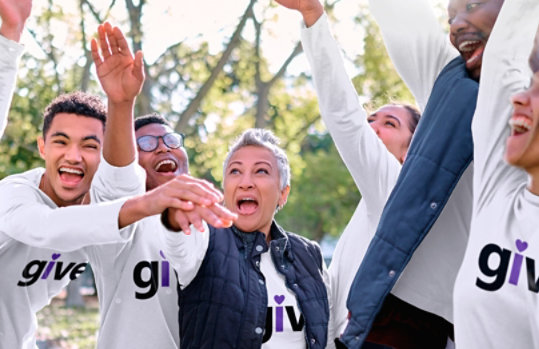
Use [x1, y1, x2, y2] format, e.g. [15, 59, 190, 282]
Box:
[178, 222, 329, 349]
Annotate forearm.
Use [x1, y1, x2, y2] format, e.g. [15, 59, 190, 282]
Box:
[0, 194, 130, 251]
[102, 100, 137, 167]
[301, 14, 400, 206]
[91, 156, 146, 203]
[162, 223, 209, 288]
[0, 35, 23, 138]
[472, 0, 539, 199]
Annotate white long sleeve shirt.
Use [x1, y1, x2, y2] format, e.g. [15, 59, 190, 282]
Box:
[84, 159, 183, 349]
[0, 165, 133, 349]
[453, 1, 539, 347]
[300, 14, 401, 336]
[366, 0, 474, 323]
[0, 34, 24, 139]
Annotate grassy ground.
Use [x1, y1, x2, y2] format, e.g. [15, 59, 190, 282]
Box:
[36, 295, 99, 349]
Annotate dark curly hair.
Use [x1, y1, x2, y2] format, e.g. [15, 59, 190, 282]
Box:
[134, 113, 171, 131]
[42, 91, 106, 138]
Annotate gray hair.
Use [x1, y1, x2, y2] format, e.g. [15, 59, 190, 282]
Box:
[223, 128, 290, 190]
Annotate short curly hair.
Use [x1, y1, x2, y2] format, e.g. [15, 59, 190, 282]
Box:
[42, 91, 106, 138]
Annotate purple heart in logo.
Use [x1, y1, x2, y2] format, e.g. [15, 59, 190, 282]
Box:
[516, 239, 528, 252]
[274, 295, 285, 305]
[51, 253, 61, 260]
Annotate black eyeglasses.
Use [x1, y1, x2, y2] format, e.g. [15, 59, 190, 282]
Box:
[136, 133, 185, 152]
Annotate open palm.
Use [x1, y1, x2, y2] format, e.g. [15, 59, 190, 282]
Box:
[91, 22, 144, 104]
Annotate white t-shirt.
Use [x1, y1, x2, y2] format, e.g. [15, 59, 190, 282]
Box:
[84, 159, 180, 348]
[0, 167, 132, 349]
[453, 1, 539, 347]
[260, 251, 305, 347]
[0, 34, 24, 139]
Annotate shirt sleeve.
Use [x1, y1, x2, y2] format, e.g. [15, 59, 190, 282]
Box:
[322, 254, 337, 349]
[301, 14, 401, 215]
[90, 155, 146, 203]
[0, 35, 24, 139]
[162, 223, 209, 289]
[368, 0, 458, 111]
[471, 0, 539, 208]
[0, 181, 132, 251]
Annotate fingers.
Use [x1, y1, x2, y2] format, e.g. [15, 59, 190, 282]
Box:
[90, 38, 102, 66]
[169, 175, 224, 206]
[169, 209, 194, 235]
[133, 50, 145, 82]
[112, 25, 131, 56]
[97, 22, 112, 58]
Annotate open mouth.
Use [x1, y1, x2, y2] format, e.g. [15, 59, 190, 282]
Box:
[58, 167, 84, 185]
[237, 197, 258, 215]
[458, 40, 484, 67]
[509, 116, 533, 136]
[154, 159, 178, 174]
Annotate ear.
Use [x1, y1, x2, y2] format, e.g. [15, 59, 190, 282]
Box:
[278, 185, 290, 209]
[37, 136, 46, 160]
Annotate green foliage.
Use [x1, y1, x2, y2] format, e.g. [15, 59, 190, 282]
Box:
[36, 297, 99, 348]
[278, 134, 361, 242]
[352, 6, 415, 110]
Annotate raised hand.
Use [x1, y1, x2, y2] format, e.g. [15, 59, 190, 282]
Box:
[274, 0, 323, 27]
[91, 22, 144, 104]
[0, 0, 32, 42]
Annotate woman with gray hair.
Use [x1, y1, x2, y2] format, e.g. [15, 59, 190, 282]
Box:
[163, 128, 332, 349]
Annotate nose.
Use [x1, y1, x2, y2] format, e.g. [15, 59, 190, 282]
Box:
[238, 172, 254, 189]
[450, 12, 468, 35]
[369, 121, 381, 136]
[64, 144, 83, 163]
[511, 90, 529, 108]
[155, 137, 169, 153]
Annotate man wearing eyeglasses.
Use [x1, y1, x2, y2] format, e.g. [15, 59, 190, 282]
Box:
[82, 111, 236, 348]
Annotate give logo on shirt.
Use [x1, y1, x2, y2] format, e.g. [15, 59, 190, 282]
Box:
[17, 253, 87, 286]
[476, 239, 539, 293]
[262, 294, 304, 343]
[133, 250, 170, 299]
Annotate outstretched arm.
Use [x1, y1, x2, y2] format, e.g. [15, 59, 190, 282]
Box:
[471, 0, 539, 206]
[91, 22, 144, 167]
[0, 0, 31, 138]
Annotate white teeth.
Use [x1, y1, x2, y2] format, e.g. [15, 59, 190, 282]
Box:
[459, 40, 481, 52]
[154, 159, 177, 171]
[509, 118, 532, 133]
[59, 167, 83, 175]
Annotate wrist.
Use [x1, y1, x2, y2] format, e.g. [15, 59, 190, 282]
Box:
[301, 4, 324, 28]
[161, 208, 182, 232]
[0, 23, 24, 42]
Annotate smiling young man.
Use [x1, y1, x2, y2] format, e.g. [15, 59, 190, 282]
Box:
[78, 23, 236, 349]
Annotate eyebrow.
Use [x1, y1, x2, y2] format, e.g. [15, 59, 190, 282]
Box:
[50, 132, 101, 144]
[368, 113, 402, 126]
[228, 160, 272, 167]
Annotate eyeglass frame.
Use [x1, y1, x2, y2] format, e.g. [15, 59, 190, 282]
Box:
[136, 132, 185, 152]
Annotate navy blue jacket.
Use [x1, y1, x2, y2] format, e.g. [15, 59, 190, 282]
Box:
[177, 222, 329, 349]
[341, 57, 478, 348]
